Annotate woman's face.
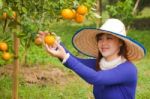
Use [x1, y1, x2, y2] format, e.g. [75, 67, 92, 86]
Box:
[97, 34, 122, 61]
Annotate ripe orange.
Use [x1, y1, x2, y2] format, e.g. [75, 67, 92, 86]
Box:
[2, 52, 11, 61]
[72, 9, 76, 18]
[44, 35, 55, 46]
[0, 42, 8, 51]
[75, 13, 84, 23]
[77, 5, 88, 15]
[34, 37, 42, 46]
[3, 12, 7, 20]
[61, 9, 75, 19]
[12, 11, 17, 19]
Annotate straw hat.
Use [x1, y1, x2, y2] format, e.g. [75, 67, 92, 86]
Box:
[72, 18, 146, 61]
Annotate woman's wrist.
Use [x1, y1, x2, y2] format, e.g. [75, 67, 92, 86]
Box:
[62, 53, 70, 64]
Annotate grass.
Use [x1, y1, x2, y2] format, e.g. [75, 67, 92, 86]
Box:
[0, 76, 12, 99]
[0, 75, 92, 99]
[136, 7, 150, 18]
[128, 30, 150, 99]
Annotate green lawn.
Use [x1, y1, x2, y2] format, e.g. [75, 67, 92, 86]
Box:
[128, 30, 150, 99]
[136, 7, 150, 18]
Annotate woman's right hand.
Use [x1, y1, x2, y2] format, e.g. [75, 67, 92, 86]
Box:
[45, 42, 67, 60]
[37, 31, 67, 60]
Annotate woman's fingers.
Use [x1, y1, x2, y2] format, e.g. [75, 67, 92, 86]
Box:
[37, 31, 65, 58]
[45, 44, 56, 56]
[56, 42, 63, 51]
[45, 42, 66, 59]
[38, 31, 48, 39]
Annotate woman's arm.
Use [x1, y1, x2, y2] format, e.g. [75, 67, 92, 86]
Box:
[44, 41, 137, 86]
[38, 31, 96, 70]
[60, 42, 96, 70]
[64, 55, 137, 86]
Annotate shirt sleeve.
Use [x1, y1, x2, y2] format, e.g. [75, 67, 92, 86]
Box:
[64, 55, 137, 86]
[62, 53, 70, 64]
[60, 42, 96, 70]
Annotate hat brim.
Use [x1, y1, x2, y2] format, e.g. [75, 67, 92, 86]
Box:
[72, 28, 146, 61]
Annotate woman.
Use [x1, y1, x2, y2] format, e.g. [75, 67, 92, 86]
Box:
[41, 19, 146, 99]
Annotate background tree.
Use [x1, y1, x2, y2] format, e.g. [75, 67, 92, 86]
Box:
[106, 0, 134, 30]
[0, 0, 96, 99]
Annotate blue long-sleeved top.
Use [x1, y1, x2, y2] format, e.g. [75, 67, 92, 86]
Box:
[63, 54, 137, 99]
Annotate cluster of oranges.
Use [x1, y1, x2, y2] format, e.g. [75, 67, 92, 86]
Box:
[34, 33, 56, 46]
[61, 5, 88, 23]
[0, 42, 12, 61]
[1, 11, 17, 20]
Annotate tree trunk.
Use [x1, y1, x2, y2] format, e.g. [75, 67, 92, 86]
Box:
[126, 0, 141, 31]
[21, 48, 28, 66]
[12, 30, 20, 99]
[132, 0, 140, 15]
[96, 0, 102, 28]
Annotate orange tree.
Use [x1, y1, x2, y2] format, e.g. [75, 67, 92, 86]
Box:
[0, 0, 97, 99]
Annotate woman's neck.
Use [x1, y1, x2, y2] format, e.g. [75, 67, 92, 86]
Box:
[104, 54, 120, 61]
[100, 56, 126, 70]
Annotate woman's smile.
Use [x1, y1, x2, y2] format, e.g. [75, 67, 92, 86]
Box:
[101, 47, 109, 52]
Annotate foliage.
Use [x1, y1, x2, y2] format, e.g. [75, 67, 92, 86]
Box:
[106, 0, 134, 27]
[0, 0, 96, 65]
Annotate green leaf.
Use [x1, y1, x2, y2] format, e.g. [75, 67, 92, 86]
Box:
[22, 7, 27, 14]
[0, 0, 3, 9]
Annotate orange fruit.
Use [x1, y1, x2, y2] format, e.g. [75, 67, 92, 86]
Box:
[61, 9, 75, 19]
[72, 9, 76, 18]
[12, 11, 17, 19]
[34, 37, 42, 46]
[2, 52, 11, 61]
[75, 13, 84, 23]
[0, 42, 8, 51]
[3, 12, 7, 20]
[44, 35, 55, 46]
[77, 5, 88, 15]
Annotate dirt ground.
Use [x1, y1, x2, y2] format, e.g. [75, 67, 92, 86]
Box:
[0, 64, 75, 85]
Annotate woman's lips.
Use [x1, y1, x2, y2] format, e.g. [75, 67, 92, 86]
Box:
[101, 47, 109, 52]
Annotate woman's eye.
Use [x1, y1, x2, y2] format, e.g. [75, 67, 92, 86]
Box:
[107, 37, 113, 39]
[98, 38, 102, 41]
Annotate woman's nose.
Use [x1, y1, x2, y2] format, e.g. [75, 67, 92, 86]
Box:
[101, 39, 107, 45]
